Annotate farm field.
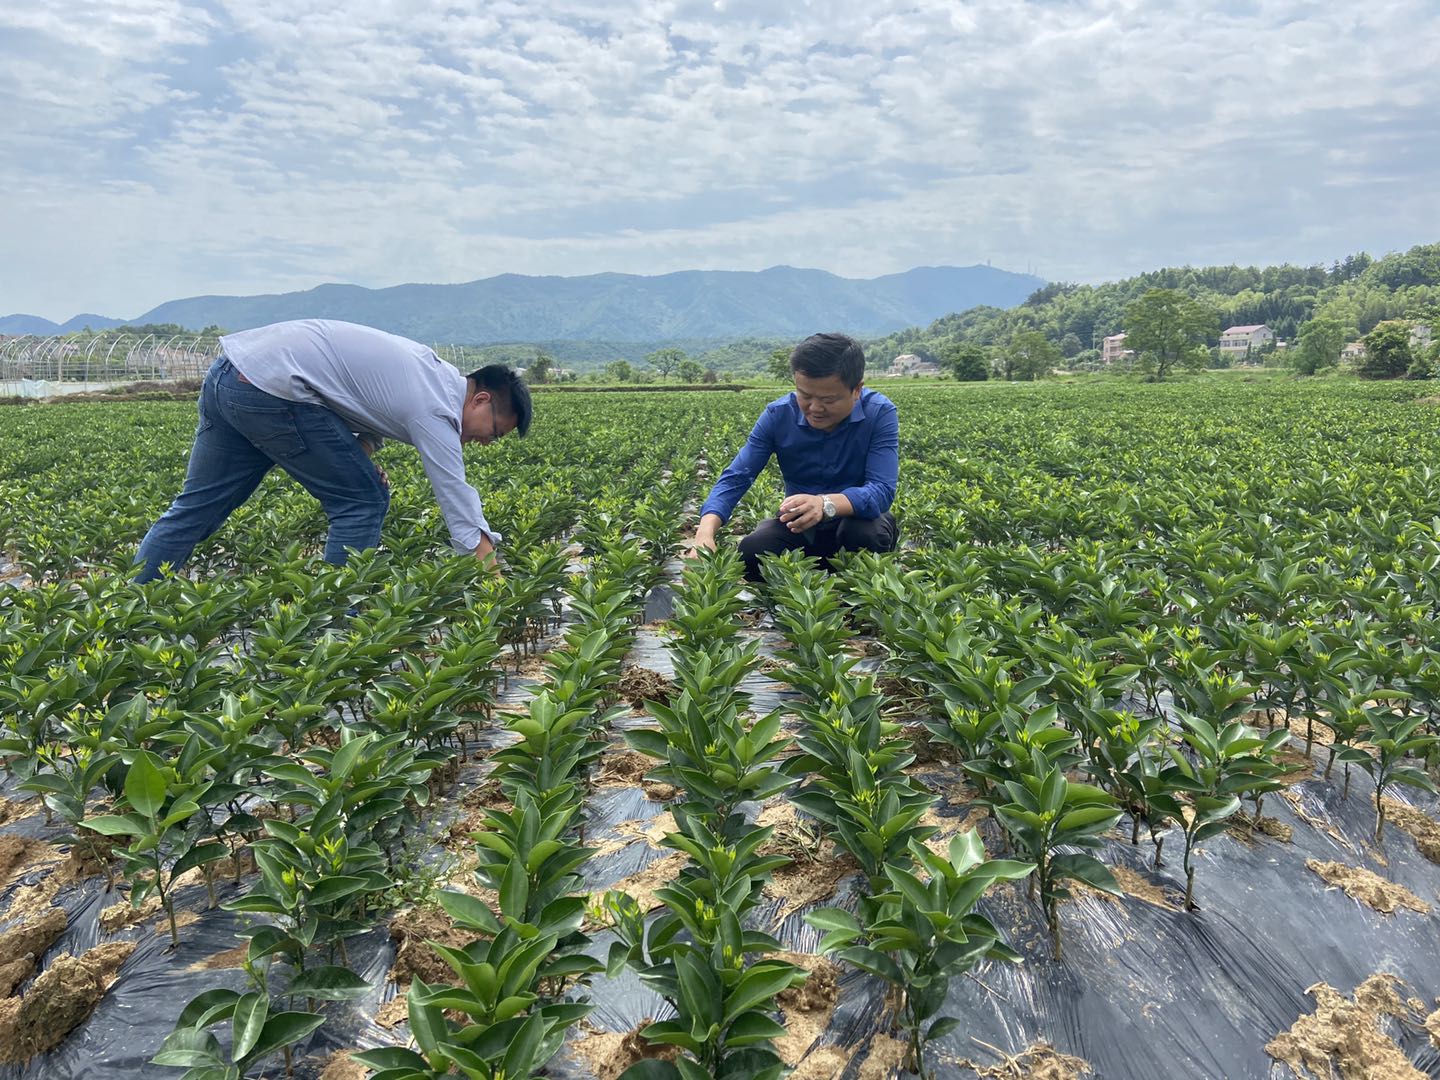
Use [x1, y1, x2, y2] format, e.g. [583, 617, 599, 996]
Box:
[0, 376, 1439, 1079]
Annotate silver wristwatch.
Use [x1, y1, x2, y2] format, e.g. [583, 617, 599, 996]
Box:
[821, 496, 837, 520]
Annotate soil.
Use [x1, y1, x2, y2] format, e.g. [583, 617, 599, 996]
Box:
[1230, 814, 1295, 843]
[0, 940, 136, 1064]
[0, 908, 67, 996]
[856, 1034, 910, 1079]
[0, 799, 34, 829]
[0, 836, 44, 888]
[189, 941, 248, 971]
[1265, 974, 1428, 1080]
[957, 1041, 1096, 1079]
[1380, 799, 1440, 863]
[902, 724, 961, 766]
[614, 810, 677, 848]
[100, 895, 162, 931]
[615, 666, 675, 708]
[594, 749, 680, 801]
[774, 953, 842, 1067]
[1427, 1007, 1440, 1049]
[1304, 860, 1431, 916]
[375, 997, 409, 1030]
[763, 830, 860, 927]
[1110, 865, 1182, 910]
[318, 1050, 369, 1080]
[1273, 746, 1318, 785]
[568, 1019, 679, 1080]
[592, 852, 689, 914]
[1287, 716, 1336, 747]
[388, 903, 478, 985]
[446, 780, 514, 848]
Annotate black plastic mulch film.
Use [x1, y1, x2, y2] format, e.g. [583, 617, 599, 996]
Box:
[1, 615, 1438, 1080]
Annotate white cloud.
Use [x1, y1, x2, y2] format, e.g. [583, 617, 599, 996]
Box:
[0, 0, 1437, 320]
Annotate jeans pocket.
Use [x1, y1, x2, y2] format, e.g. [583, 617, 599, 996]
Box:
[227, 401, 307, 459]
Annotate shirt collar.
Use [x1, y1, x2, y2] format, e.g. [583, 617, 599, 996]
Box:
[793, 390, 867, 429]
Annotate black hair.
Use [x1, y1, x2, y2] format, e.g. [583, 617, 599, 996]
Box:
[790, 332, 865, 389]
[466, 364, 532, 437]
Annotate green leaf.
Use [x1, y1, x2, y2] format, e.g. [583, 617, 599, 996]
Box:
[150, 1026, 222, 1068]
[286, 966, 371, 1001]
[174, 988, 241, 1030]
[928, 1016, 963, 1041]
[502, 1011, 547, 1077]
[305, 875, 370, 906]
[81, 813, 148, 837]
[1057, 805, 1122, 833]
[238, 1011, 326, 1066]
[230, 992, 268, 1062]
[723, 963, 800, 1023]
[803, 908, 860, 934]
[125, 751, 168, 819]
[436, 889, 502, 933]
[723, 1011, 789, 1046]
[348, 1047, 430, 1071]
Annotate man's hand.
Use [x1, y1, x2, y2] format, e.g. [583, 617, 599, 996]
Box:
[475, 535, 503, 579]
[684, 531, 717, 559]
[685, 513, 724, 559]
[778, 494, 825, 533]
[357, 437, 389, 488]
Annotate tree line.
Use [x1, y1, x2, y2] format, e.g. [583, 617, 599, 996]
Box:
[869, 242, 1440, 382]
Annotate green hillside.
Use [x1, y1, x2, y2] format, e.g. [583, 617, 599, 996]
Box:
[866, 243, 1440, 370]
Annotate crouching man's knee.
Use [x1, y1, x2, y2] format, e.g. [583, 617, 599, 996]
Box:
[836, 512, 898, 554]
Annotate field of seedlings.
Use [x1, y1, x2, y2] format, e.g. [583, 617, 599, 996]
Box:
[1, 375, 1439, 1080]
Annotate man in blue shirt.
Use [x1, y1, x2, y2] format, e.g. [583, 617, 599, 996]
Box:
[690, 332, 898, 580]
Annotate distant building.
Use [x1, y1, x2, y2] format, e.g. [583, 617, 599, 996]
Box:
[1341, 341, 1366, 363]
[889, 353, 941, 377]
[1219, 324, 1274, 362]
[1101, 333, 1133, 365]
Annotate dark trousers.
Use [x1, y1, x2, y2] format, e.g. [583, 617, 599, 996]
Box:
[738, 512, 898, 582]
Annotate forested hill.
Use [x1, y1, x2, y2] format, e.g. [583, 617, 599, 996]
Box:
[2, 264, 1043, 342]
[869, 243, 1440, 363]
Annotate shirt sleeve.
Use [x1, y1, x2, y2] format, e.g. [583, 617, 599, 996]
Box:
[839, 402, 898, 519]
[406, 413, 501, 551]
[699, 409, 779, 523]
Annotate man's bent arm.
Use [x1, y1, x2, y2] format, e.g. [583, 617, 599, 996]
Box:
[839, 404, 899, 519]
[696, 412, 778, 528]
[408, 414, 502, 551]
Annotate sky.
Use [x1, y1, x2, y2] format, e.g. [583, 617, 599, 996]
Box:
[2, 0, 1437, 322]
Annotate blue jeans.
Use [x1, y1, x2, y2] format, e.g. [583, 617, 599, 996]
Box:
[135, 356, 390, 582]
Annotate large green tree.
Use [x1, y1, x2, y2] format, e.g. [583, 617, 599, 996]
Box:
[943, 342, 989, 381]
[603, 359, 633, 383]
[526, 351, 555, 384]
[1124, 289, 1217, 380]
[995, 332, 1059, 381]
[645, 347, 686, 380]
[1290, 314, 1350, 375]
[767, 347, 792, 381]
[1357, 322, 1413, 379]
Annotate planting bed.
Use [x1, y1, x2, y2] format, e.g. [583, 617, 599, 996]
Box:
[0, 378, 1439, 1079]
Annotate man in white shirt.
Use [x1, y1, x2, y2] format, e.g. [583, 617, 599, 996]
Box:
[134, 319, 530, 582]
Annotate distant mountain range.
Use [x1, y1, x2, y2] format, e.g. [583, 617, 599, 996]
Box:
[1, 265, 1044, 343]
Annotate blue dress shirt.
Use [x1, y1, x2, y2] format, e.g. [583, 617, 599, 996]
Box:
[699, 388, 899, 523]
